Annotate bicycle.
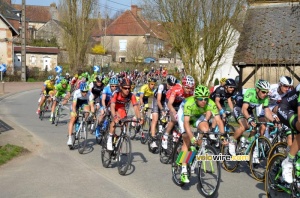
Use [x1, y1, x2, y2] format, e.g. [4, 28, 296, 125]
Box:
[101, 115, 140, 175]
[221, 122, 273, 182]
[39, 95, 50, 121]
[267, 125, 288, 162]
[171, 131, 221, 197]
[69, 109, 90, 154]
[265, 152, 300, 197]
[52, 96, 63, 126]
[96, 110, 111, 145]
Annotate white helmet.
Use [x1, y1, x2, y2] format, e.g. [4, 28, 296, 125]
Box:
[279, 76, 293, 86]
[182, 75, 195, 88]
[66, 72, 70, 76]
[255, 79, 270, 90]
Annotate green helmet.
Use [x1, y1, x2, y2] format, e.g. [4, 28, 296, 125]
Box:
[61, 79, 68, 85]
[194, 85, 209, 97]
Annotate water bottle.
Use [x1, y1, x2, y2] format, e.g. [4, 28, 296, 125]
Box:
[246, 136, 254, 144]
[159, 124, 163, 133]
[264, 125, 270, 139]
[173, 131, 178, 142]
[214, 126, 219, 134]
[240, 135, 246, 148]
[190, 146, 197, 173]
[102, 119, 108, 130]
[202, 137, 207, 146]
[296, 151, 300, 178]
[75, 122, 79, 132]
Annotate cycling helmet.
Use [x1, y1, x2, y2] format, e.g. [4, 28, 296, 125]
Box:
[194, 85, 210, 97]
[255, 79, 270, 90]
[48, 75, 55, 80]
[80, 82, 89, 92]
[148, 78, 157, 83]
[74, 74, 78, 78]
[66, 73, 70, 76]
[225, 78, 236, 87]
[279, 76, 293, 86]
[109, 77, 119, 85]
[182, 75, 195, 88]
[220, 78, 227, 83]
[60, 79, 68, 85]
[166, 75, 177, 86]
[120, 78, 132, 87]
[95, 75, 103, 82]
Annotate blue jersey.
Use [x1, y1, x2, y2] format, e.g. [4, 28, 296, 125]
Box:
[100, 84, 114, 106]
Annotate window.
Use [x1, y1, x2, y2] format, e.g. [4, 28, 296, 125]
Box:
[30, 56, 36, 64]
[119, 40, 127, 51]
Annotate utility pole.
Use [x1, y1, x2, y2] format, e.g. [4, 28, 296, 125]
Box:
[21, 0, 26, 82]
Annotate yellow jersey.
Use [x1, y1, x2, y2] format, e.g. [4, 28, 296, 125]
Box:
[138, 84, 154, 98]
[43, 80, 55, 95]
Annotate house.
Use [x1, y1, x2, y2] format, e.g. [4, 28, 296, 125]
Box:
[233, 2, 300, 89]
[14, 46, 59, 71]
[101, 5, 165, 62]
[35, 19, 64, 47]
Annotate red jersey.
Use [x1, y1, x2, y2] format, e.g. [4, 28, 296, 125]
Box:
[111, 91, 138, 110]
[166, 83, 193, 107]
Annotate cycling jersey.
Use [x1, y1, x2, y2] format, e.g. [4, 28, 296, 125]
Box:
[243, 88, 269, 109]
[43, 80, 55, 95]
[89, 82, 105, 98]
[177, 97, 218, 133]
[210, 86, 235, 107]
[111, 91, 138, 119]
[268, 84, 289, 109]
[72, 89, 93, 110]
[100, 85, 117, 106]
[166, 83, 193, 107]
[138, 84, 155, 98]
[55, 83, 71, 97]
[154, 83, 168, 102]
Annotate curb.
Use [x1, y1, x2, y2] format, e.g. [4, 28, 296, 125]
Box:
[0, 88, 40, 102]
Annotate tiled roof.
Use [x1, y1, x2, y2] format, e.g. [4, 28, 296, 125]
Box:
[14, 46, 59, 54]
[12, 4, 52, 23]
[105, 6, 165, 40]
[233, 3, 300, 65]
[0, 0, 20, 20]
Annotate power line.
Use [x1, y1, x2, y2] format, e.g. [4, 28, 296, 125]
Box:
[107, 0, 131, 7]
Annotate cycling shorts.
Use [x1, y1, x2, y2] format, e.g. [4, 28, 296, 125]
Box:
[177, 107, 206, 134]
[277, 105, 300, 134]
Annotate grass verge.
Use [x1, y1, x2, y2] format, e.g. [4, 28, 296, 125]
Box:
[0, 144, 26, 166]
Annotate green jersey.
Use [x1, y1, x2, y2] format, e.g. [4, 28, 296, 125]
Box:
[55, 83, 71, 97]
[243, 88, 269, 109]
[182, 97, 218, 126]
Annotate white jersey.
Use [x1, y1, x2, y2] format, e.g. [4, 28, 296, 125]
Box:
[268, 84, 289, 109]
[73, 89, 93, 102]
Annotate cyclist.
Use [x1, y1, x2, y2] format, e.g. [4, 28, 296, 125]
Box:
[213, 77, 227, 91]
[210, 78, 237, 141]
[161, 75, 195, 149]
[149, 75, 177, 149]
[67, 82, 95, 146]
[230, 79, 279, 158]
[137, 78, 157, 108]
[278, 84, 300, 184]
[94, 77, 119, 138]
[89, 75, 105, 105]
[178, 85, 225, 183]
[65, 72, 71, 83]
[107, 78, 143, 150]
[36, 76, 56, 114]
[49, 79, 71, 122]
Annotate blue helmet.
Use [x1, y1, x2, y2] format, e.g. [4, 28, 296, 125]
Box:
[109, 77, 119, 85]
[79, 82, 89, 92]
[48, 75, 55, 80]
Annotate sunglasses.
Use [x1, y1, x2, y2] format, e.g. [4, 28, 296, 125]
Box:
[260, 90, 269, 94]
[122, 87, 131, 90]
[282, 85, 291, 88]
[184, 86, 192, 89]
[228, 86, 235, 89]
[150, 83, 156, 86]
[197, 97, 209, 102]
[110, 85, 118, 88]
[81, 91, 88, 93]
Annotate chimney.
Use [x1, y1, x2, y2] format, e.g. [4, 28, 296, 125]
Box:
[131, 5, 142, 17]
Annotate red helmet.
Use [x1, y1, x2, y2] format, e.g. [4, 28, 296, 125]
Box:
[120, 78, 132, 86]
[182, 75, 195, 88]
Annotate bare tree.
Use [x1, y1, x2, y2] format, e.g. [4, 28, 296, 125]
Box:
[141, 0, 246, 85]
[126, 37, 150, 65]
[58, 0, 98, 72]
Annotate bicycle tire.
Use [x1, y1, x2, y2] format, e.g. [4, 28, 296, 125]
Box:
[267, 142, 287, 162]
[221, 132, 239, 172]
[265, 153, 286, 197]
[77, 121, 88, 154]
[39, 104, 45, 121]
[101, 132, 112, 168]
[197, 145, 221, 198]
[171, 137, 185, 186]
[249, 136, 272, 182]
[55, 106, 60, 126]
[140, 117, 151, 144]
[159, 136, 173, 164]
[117, 135, 132, 175]
[128, 122, 137, 140]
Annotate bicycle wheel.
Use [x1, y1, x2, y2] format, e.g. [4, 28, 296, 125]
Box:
[221, 132, 239, 172]
[159, 136, 173, 164]
[268, 142, 287, 162]
[117, 136, 132, 175]
[77, 122, 88, 154]
[127, 122, 137, 140]
[197, 145, 221, 198]
[265, 153, 287, 197]
[101, 133, 112, 168]
[171, 138, 185, 186]
[55, 106, 60, 126]
[140, 117, 151, 144]
[249, 136, 272, 182]
[39, 104, 45, 120]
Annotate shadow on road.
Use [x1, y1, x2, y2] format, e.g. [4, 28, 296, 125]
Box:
[132, 152, 148, 163]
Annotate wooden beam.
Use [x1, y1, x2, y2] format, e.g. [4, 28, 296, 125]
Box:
[286, 66, 300, 82]
[233, 65, 239, 73]
[241, 65, 261, 87]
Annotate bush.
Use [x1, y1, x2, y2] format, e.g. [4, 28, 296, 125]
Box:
[27, 78, 36, 82]
[214, 78, 219, 86]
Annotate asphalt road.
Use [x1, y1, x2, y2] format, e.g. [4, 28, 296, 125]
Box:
[0, 90, 267, 198]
